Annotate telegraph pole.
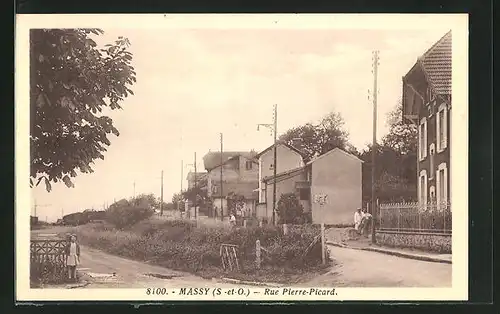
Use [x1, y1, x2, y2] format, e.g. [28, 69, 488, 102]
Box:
[194, 152, 197, 220]
[220, 133, 224, 221]
[371, 50, 380, 244]
[33, 199, 50, 218]
[160, 170, 164, 216]
[257, 104, 278, 225]
[179, 160, 184, 211]
[181, 160, 184, 192]
[272, 104, 278, 226]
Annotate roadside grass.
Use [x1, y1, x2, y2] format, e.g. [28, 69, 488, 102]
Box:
[64, 219, 331, 284]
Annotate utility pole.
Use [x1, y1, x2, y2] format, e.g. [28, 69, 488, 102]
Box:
[273, 104, 278, 226]
[160, 170, 164, 216]
[220, 133, 224, 221]
[33, 199, 50, 218]
[257, 104, 278, 225]
[371, 50, 380, 244]
[194, 152, 197, 220]
[179, 159, 184, 211]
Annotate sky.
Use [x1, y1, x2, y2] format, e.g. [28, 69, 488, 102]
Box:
[30, 24, 451, 221]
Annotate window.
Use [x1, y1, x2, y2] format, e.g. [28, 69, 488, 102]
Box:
[429, 186, 436, 202]
[436, 163, 448, 207]
[436, 103, 448, 152]
[299, 188, 310, 201]
[418, 170, 428, 205]
[245, 160, 253, 170]
[419, 118, 428, 161]
[429, 144, 435, 179]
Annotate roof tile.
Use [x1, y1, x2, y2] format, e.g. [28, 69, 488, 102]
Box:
[419, 31, 452, 95]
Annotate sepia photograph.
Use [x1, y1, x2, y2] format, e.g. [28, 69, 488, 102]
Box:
[16, 14, 468, 301]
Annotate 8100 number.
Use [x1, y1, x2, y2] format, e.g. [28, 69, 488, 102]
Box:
[146, 288, 168, 295]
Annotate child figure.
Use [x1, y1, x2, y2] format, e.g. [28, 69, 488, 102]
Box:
[65, 234, 80, 282]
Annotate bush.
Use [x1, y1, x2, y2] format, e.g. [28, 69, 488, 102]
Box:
[277, 193, 304, 224]
[106, 200, 154, 229]
[72, 219, 326, 281]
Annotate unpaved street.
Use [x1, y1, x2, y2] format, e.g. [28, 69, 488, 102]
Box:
[76, 245, 254, 288]
[303, 244, 452, 287]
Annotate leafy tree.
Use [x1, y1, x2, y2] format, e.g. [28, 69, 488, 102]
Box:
[381, 101, 418, 155]
[360, 102, 418, 202]
[277, 193, 304, 224]
[227, 192, 246, 216]
[131, 193, 159, 209]
[171, 192, 185, 211]
[280, 112, 355, 162]
[182, 187, 212, 214]
[30, 29, 137, 192]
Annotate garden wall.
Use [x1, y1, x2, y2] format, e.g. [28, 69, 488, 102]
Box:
[375, 230, 451, 254]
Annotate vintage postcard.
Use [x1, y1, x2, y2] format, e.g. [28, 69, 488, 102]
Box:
[16, 14, 469, 302]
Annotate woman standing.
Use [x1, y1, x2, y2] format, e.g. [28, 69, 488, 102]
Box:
[65, 234, 80, 282]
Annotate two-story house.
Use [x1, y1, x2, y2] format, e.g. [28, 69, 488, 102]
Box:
[254, 143, 305, 209]
[202, 151, 259, 217]
[402, 31, 451, 208]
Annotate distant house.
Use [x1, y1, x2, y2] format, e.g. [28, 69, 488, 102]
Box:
[203, 152, 259, 218]
[401, 31, 451, 207]
[263, 147, 363, 225]
[186, 171, 207, 190]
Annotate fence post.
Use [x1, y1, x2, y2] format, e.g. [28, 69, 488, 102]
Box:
[321, 223, 326, 265]
[418, 203, 421, 231]
[443, 202, 446, 233]
[255, 240, 261, 269]
[283, 223, 288, 235]
[397, 206, 401, 232]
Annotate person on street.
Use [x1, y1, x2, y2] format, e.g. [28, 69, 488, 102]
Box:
[229, 212, 236, 228]
[360, 208, 373, 236]
[354, 208, 363, 232]
[65, 234, 80, 282]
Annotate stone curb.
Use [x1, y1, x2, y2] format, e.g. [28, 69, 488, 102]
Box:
[218, 277, 283, 288]
[326, 241, 451, 264]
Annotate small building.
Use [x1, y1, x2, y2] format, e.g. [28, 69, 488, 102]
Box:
[263, 147, 363, 225]
[186, 171, 207, 190]
[203, 152, 259, 217]
[401, 31, 451, 206]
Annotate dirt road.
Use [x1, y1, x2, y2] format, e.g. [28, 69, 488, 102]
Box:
[76, 245, 254, 288]
[304, 244, 452, 287]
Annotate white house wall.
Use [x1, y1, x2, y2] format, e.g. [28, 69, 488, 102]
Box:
[310, 149, 362, 225]
[258, 145, 304, 202]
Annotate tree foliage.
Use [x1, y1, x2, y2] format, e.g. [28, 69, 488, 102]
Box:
[106, 197, 154, 229]
[171, 192, 185, 211]
[30, 29, 137, 191]
[361, 102, 418, 202]
[277, 193, 304, 224]
[381, 101, 418, 155]
[279, 112, 356, 162]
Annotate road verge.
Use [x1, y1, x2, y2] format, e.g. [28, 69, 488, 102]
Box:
[326, 241, 451, 264]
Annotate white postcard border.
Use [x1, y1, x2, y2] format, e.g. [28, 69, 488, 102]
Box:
[15, 13, 469, 301]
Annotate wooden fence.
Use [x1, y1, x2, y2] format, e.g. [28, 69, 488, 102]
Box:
[220, 244, 240, 272]
[378, 201, 452, 234]
[30, 239, 68, 284]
